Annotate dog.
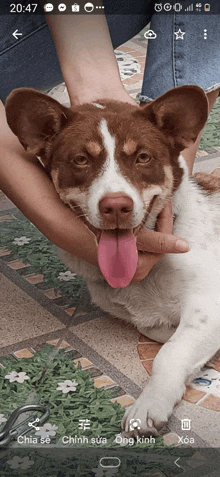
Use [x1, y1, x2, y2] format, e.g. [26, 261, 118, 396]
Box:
[5, 85, 220, 436]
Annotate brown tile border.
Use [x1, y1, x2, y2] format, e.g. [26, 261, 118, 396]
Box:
[110, 395, 135, 407]
[74, 357, 93, 368]
[0, 248, 11, 257]
[0, 214, 13, 222]
[66, 307, 76, 315]
[8, 259, 30, 270]
[46, 339, 72, 348]
[25, 273, 44, 284]
[141, 359, 154, 375]
[183, 386, 206, 404]
[13, 348, 34, 358]
[0, 251, 107, 328]
[138, 342, 162, 360]
[93, 375, 116, 388]
[199, 394, 220, 411]
[43, 288, 62, 299]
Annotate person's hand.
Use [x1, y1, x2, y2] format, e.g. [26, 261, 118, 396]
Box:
[131, 203, 189, 282]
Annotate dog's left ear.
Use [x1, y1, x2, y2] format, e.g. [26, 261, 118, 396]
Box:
[141, 85, 208, 151]
[5, 88, 71, 167]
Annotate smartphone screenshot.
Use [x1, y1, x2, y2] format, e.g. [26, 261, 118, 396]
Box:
[0, 1, 219, 475]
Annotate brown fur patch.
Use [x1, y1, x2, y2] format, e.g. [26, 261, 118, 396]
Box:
[123, 139, 137, 155]
[86, 141, 102, 156]
[193, 172, 220, 194]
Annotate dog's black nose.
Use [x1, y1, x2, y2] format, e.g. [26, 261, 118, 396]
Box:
[99, 193, 133, 225]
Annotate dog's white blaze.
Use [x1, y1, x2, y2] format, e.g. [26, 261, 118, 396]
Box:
[91, 103, 106, 109]
[178, 154, 188, 175]
[88, 119, 144, 227]
[99, 118, 115, 162]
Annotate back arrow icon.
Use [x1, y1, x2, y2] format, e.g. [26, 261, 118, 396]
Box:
[13, 30, 23, 40]
[174, 457, 181, 468]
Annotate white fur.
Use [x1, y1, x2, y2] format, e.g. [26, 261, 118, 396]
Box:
[58, 154, 220, 435]
[91, 102, 106, 109]
[88, 119, 144, 227]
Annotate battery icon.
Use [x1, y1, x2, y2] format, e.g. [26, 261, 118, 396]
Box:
[204, 3, 210, 11]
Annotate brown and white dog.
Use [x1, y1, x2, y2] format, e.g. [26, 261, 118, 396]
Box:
[5, 86, 220, 435]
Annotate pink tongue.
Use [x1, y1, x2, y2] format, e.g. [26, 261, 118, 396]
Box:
[98, 230, 138, 288]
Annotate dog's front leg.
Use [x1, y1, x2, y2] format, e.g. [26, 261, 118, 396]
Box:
[122, 299, 220, 435]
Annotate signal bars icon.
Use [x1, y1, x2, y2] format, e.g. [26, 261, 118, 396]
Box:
[185, 3, 193, 11]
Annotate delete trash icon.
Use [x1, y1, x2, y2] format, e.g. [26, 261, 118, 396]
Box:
[181, 419, 191, 431]
[144, 29, 157, 40]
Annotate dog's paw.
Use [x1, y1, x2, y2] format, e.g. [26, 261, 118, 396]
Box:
[121, 389, 172, 436]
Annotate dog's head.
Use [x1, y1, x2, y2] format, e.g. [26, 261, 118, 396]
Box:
[5, 86, 208, 287]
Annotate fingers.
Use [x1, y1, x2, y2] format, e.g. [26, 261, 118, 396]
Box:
[132, 252, 162, 283]
[136, 203, 189, 254]
[156, 202, 173, 235]
[132, 203, 189, 283]
[136, 229, 189, 254]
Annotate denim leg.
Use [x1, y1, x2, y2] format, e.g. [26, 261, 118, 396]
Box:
[103, 0, 153, 47]
[0, 14, 63, 102]
[138, 11, 220, 102]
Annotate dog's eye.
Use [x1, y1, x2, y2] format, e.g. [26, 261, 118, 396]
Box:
[136, 153, 152, 164]
[73, 155, 89, 166]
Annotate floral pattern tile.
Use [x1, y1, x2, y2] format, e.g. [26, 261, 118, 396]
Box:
[115, 50, 141, 81]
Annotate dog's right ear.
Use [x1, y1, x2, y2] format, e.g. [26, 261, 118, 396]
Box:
[5, 88, 71, 167]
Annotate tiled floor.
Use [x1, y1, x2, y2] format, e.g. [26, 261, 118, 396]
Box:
[0, 337, 134, 409]
[1, 31, 220, 457]
[138, 336, 220, 412]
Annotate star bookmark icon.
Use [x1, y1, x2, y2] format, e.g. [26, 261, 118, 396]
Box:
[174, 29, 186, 39]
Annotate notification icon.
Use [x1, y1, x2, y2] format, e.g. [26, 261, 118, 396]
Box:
[58, 3, 66, 11]
[84, 2, 94, 12]
[44, 3, 54, 12]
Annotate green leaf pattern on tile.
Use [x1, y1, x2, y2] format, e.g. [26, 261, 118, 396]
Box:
[0, 211, 88, 303]
[199, 97, 220, 150]
[0, 345, 125, 446]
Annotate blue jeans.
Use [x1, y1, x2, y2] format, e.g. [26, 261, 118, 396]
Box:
[0, 0, 219, 103]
